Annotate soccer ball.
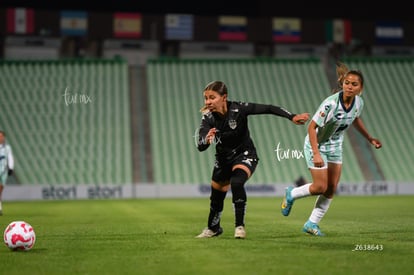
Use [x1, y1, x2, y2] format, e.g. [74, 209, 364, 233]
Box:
[3, 221, 36, 251]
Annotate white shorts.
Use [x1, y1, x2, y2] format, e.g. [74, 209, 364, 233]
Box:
[304, 140, 342, 169]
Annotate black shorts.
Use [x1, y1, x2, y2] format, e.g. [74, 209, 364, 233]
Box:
[212, 149, 259, 182]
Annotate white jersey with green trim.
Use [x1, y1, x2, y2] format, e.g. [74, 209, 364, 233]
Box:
[305, 91, 364, 150]
[0, 143, 13, 175]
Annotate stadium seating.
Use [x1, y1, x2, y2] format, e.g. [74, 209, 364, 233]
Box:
[0, 59, 133, 184]
[2, 57, 412, 186]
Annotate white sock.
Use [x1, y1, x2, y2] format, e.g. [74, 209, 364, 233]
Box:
[309, 195, 332, 224]
[291, 183, 312, 199]
[0, 201, 2, 211]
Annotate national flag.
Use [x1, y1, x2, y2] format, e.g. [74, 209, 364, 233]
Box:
[165, 14, 193, 40]
[218, 16, 247, 41]
[272, 17, 301, 43]
[6, 8, 34, 34]
[113, 13, 142, 38]
[325, 19, 352, 44]
[60, 10, 88, 36]
[375, 21, 404, 45]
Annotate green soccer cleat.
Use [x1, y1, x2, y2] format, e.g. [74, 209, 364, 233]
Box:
[302, 220, 325, 236]
[281, 186, 294, 216]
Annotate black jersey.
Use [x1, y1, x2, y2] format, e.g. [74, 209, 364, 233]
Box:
[197, 101, 295, 159]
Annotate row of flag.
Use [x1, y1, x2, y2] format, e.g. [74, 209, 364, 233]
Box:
[6, 8, 405, 45]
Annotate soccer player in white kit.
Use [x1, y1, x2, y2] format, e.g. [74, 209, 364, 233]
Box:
[0, 131, 14, 215]
[280, 62, 382, 236]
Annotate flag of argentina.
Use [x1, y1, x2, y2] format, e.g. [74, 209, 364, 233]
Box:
[60, 10, 88, 36]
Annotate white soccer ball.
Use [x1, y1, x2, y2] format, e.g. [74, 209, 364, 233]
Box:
[3, 221, 36, 251]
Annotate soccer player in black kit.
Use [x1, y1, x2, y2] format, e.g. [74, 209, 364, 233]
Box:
[195, 81, 310, 239]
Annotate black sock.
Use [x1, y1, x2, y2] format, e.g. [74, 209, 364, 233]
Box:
[207, 187, 227, 231]
[230, 169, 248, 227]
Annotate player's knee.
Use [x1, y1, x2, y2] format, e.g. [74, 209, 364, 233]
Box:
[311, 183, 328, 194]
[210, 187, 227, 211]
[230, 169, 248, 186]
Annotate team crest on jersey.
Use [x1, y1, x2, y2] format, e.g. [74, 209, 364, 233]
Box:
[229, 119, 237, 129]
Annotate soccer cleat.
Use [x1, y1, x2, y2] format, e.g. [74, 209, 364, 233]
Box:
[302, 220, 325, 236]
[281, 186, 294, 216]
[195, 227, 223, 238]
[234, 226, 246, 239]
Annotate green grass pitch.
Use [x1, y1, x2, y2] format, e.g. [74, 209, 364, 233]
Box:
[0, 195, 413, 275]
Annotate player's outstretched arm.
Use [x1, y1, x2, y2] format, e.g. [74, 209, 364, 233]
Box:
[353, 117, 382, 149]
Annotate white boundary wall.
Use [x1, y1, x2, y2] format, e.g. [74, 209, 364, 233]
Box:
[102, 39, 159, 66]
[4, 36, 61, 60]
[3, 182, 414, 201]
